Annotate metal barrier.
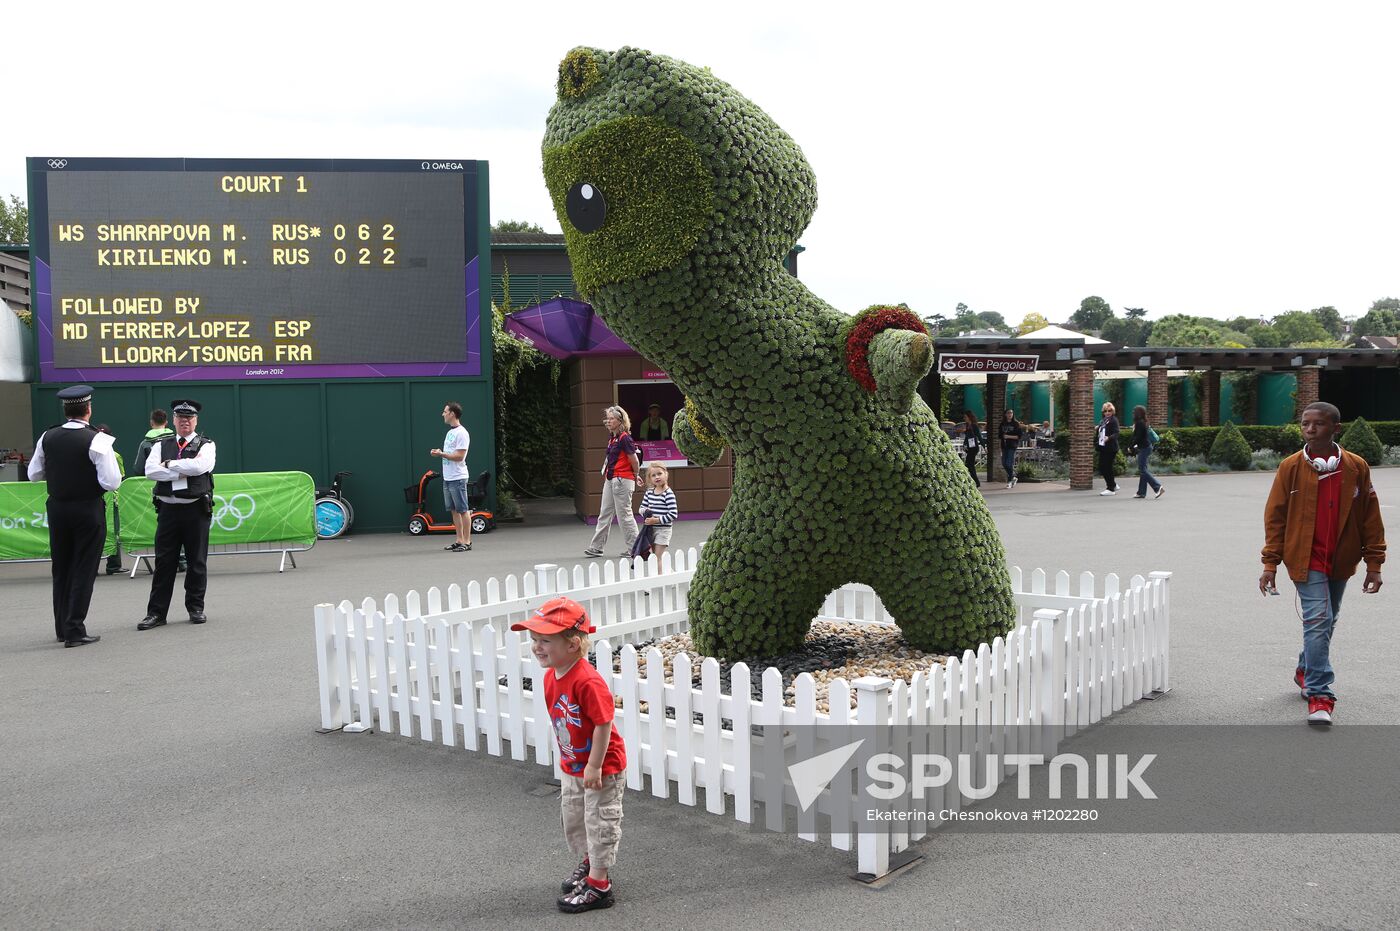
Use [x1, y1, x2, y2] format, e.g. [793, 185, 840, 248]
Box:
[126, 537, 314, 576]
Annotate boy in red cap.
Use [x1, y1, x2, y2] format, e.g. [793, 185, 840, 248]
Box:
[512, 597, 626, 912]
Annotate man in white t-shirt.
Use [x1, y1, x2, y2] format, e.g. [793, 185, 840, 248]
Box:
[430, 401, 472, 552]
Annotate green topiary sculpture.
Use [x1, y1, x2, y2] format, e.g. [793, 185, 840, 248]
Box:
[542, 47, 1014, 657]
[1341, 416, 1384, 465]
[1208, 420, 1253, 471]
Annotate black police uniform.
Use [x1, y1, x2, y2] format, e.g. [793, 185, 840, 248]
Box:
[141, 402, 215, 627]
[27, 386, 119, 646]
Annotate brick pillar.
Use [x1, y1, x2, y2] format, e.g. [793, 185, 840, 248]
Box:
[985, 374, 1007, 483]
[1295, 365, 1320, 419]
[1069, 360, 1096, 490]
[1147, 365, 1169, 431]
[1200, 369, 1221, 427]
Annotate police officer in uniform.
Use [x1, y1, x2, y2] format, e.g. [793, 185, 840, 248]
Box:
[139, 400, 216, 629]
[27, 385, 122, 647]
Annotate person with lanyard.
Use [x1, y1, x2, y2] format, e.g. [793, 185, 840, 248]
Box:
[27, 385, 122, 647]
[958, 409, 982, 489]
[583, 405, 640, 558]
[1096, 402, 1121, 496]
[139, 400, 217, 630]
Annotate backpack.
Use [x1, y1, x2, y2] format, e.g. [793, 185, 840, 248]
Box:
[1148, 427, 1161, 446]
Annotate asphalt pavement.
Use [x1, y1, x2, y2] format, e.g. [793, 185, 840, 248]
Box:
[3, 471, 1398, 930]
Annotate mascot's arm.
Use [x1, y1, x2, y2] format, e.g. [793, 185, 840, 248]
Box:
[867, 328, 933, 414]
[673, 397, 726, 467]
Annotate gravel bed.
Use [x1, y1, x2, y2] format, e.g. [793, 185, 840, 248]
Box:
[606, 620, 952, 714]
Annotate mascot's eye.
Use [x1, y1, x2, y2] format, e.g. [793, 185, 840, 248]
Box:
[566, 181, 607, 233]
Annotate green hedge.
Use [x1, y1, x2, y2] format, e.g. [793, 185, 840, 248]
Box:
[1054, 420, 1399, 464]
[1341, 417, 1384, 465]
[1209, 421, 1253, 470]
[1368, 420, 1400, 447]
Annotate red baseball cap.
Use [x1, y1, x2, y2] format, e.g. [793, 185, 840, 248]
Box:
[510, 596, 596, 636]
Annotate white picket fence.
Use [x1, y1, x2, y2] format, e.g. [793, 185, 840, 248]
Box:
[314, 547, 1171, 878]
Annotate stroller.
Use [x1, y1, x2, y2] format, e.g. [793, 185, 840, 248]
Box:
[405, 470, 495, 536]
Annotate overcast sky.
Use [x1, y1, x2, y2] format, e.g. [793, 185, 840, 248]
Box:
[6, 1, 1397, 324]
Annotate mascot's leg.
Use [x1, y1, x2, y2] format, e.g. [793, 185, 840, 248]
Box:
[687, 497, 829, 658]
[869, 549, 1016, 655]
[866, 449, 1016, 654]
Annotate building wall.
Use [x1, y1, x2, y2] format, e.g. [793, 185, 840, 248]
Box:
[490, 246, 579, 308]
[0, 252, 30, 314]
[29, 378, 496, 534]
[0, 382, 33, 455]
[570, 355, 732, 522]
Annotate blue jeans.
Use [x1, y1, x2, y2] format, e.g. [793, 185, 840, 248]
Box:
[1294, 570, 1347, 698]
[1001, 447, 1017, 481]
[443, 478, 470, 514]
[1136, 447, 1161, 496]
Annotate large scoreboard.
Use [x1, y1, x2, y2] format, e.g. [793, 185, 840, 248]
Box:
[27, 158, 486, 382]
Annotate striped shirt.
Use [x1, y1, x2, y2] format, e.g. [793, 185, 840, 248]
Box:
[640, 488, 678, 525]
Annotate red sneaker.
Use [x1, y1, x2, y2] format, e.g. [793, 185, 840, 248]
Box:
[1294, 666, 1306, 697]
[1307, 695, 1335, 725]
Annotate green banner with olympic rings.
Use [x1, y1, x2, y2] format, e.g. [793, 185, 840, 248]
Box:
[116, 471, 316, 549]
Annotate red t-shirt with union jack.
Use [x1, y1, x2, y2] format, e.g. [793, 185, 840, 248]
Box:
[543, 659, 627, 778]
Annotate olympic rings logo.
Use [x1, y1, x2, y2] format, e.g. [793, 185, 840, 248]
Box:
[47, 159, 68, 169]
[212, 493, 255, 531]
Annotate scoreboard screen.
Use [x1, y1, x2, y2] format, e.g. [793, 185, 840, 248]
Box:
[27, 158, 485, 382]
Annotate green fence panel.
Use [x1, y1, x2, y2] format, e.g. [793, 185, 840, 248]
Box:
[1219, 378, 1236, 424]
[1258, 373, 1297, 425]
[961, 385, 986, 420]
[1169, 377, 1201, 427]
[1122, 377, 1148, 416]
[1028, 382, 1051, 425]
[0, 483, 117, 560]
[117, 471, 316, 549]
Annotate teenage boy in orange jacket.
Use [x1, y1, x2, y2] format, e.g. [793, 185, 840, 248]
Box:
[1259, 402, 1386, 725]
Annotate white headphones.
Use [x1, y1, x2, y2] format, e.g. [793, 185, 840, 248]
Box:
[1307, 442, 1342, 474]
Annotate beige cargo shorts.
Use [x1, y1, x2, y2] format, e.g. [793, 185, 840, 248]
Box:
[560, 772, 625, 869]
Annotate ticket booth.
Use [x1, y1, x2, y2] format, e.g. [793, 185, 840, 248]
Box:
[505, 299, 733, 523]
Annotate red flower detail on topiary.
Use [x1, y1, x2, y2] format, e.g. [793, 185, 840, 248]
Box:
[845, 306, 928, 392]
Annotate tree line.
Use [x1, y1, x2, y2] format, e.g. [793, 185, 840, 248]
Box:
[924, 295, 1400, 348]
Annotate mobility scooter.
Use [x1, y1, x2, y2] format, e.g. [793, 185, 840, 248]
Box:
[405, 470, 495, 536]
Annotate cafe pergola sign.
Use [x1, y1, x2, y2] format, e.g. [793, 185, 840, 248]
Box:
[937, 352, 1040, 374]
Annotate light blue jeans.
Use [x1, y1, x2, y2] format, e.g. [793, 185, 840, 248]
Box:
[1136, 447, 1161, 496]
[1294, 569, 1347, 698]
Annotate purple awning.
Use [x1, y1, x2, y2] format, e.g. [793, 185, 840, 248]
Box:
[504, 298, 634, 360]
